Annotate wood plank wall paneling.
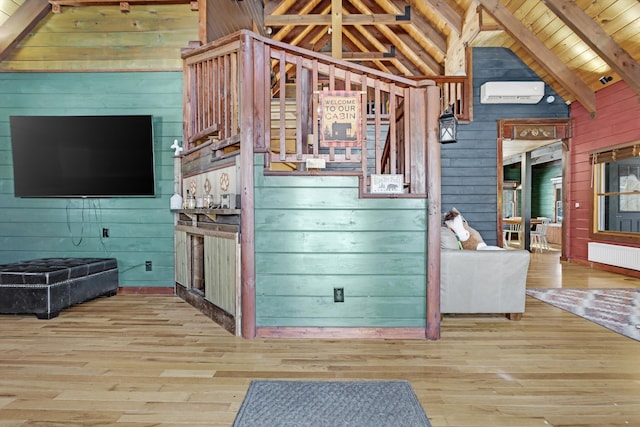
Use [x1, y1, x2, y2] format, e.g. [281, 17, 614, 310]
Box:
[440, 47, 569, 245]
[508, 162, 562, 219]
[0, 72, 183, 288]
[253, 155, 428, 328]
[569, 80, 640, 261]
[205, 0, 265, 42]
[532, 161, 561, 219]
[0, 5, 198, 71]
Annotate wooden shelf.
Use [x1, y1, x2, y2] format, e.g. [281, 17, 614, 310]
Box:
[172, 209, 240, 227]
[171, 208, 240, 216]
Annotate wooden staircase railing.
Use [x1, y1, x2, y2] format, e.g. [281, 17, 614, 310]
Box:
[181, 30, 470, 195]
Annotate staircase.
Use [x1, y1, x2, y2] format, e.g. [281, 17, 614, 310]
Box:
[182, 30, 469, 195]
[270, 98, 298, 171]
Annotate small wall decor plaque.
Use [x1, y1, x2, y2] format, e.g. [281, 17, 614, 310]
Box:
[220, 173, 230, 192]
[371, 174, 404, 194]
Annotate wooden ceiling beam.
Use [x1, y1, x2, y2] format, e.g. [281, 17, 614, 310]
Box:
[407, 0, 462, 35]
[345, 25, 411, 75]
[346, 0, 437, 75]
[0, 0, 51, 62]
[266, 13, 331, 26]
[49, 0, 193, 7]
[296, 24, 329, 51]
[265, 8, 411, 26]
[331, 0, 342, 58]
[541, 0, 640, 97]
[343, 28, 393, 74]
[270, 0, 326, 43]
[396, 31, 443, 75]
[312, 29, 331, 52]
[287, 20, 325, 48]
[263, 0, 299, 17]
[478, 0, 596, 114]
[342, 46, 395, 60]
[381, 0, 446, 58]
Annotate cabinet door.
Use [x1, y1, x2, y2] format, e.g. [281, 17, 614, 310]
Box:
[204, 234, 238, 315]
[174, 230, 189, 287]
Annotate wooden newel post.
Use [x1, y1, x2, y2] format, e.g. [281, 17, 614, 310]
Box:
[240, 34, 256, 339]
[426, 84, 441, 340]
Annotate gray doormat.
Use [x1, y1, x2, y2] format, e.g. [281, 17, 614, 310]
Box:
[232, 380, 432, 427]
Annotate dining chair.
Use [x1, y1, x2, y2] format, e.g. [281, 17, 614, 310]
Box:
[530, 217, 550, 252]
[503, 222, 523, 248]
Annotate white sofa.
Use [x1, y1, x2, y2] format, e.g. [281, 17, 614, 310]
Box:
[440, 227, 531, 320]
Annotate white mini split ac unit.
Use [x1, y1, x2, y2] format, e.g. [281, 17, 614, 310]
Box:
[480, 81, 545, 104]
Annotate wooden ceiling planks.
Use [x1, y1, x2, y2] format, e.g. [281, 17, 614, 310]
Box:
[544, 0, 640, 96]
[0, 3, 197, 71]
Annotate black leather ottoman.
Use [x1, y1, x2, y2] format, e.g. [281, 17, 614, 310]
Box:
[0, 258, 118, 319]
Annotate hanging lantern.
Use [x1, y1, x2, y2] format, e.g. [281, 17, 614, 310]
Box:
[439, 106, 458, 144]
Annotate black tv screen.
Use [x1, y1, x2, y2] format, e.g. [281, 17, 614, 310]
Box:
[10, 115, 155, 197]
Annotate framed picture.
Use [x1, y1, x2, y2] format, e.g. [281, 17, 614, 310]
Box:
[319, 90, 363, 148]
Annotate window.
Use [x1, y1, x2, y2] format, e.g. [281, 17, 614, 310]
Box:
[592, 143, 640, 239]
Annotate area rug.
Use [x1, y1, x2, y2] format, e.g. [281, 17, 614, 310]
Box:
[232, 380, 432, 427]
[526, 288, 640, 341]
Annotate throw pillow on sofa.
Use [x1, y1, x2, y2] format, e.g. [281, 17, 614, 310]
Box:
[441, 226, 461, 250]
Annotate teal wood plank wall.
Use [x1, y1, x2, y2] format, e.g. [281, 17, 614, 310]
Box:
[254, 155, 428, 328]
[503, 161, 561, 219]
[0, 72, 181, 287]
[532, 161, 561, 219]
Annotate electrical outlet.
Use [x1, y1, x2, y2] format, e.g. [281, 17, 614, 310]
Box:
[102, 228, 109, 238]
[145, 261, 152, 271]
[333, 287, 344, 303]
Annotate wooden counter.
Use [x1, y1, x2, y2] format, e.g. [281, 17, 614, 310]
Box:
[547, 223, 562, 245]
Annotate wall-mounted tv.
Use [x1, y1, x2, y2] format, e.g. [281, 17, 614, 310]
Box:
[10, 115, 155, 198]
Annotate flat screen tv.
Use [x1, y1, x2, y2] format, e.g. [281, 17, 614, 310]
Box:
[10, 115, 155, 197]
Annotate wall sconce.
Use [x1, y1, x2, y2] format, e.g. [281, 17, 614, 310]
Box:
[599, 75, 613, 85]
[439, 106, 458, 144]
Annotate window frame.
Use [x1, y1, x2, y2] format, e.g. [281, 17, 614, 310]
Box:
[590, 142, 640, 244]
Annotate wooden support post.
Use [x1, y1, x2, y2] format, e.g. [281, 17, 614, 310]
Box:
[407, 87, 427, 194]
[426, 84, 441, 340]
[240, 34, 256, 339]
[331, 0, 342, 59]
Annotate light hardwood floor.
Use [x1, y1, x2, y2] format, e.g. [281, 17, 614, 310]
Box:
[1, 250, 639, 427]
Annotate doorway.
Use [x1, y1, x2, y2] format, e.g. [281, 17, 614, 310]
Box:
[497, 118, 571, 258]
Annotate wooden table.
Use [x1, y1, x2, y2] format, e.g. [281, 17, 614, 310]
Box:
[503, 217, 542, 226]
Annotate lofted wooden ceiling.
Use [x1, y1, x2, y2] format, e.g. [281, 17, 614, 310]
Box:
[264, 0, 640, 114]
[2, 0, 639, 114]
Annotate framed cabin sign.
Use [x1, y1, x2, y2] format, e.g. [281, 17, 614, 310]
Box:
[319, 90, 363, 148]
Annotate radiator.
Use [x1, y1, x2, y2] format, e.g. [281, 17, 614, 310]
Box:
[588, 242, 640, 271]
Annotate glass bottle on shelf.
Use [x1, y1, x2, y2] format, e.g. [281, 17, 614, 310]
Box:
[186, 189, 196, 209]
